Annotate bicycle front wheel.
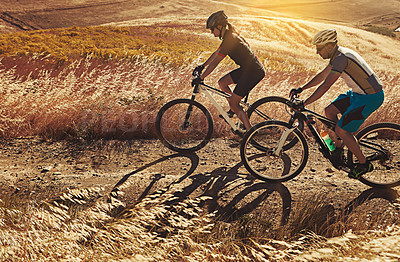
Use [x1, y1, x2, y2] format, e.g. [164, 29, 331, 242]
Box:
[240, 120, 309, 182]
[155, 99, 213, 152]
[348, 122, 400, 188]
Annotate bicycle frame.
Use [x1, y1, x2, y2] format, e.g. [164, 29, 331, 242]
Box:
[302, 111, 388, 162]
[281, 105, 350, 171]
[186, 69, 275, 134]
[188, 82, 249, 132]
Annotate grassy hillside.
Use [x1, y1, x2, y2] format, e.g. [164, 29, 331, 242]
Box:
[0, 17, 399, 140]
[0, 25, 217, 64]
[0, 15, 400, 261]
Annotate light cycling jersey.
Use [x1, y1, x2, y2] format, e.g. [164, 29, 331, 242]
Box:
[329, 46, 383, 95]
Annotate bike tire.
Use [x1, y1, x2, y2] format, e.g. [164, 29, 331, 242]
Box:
[241, 120, 309, 182]
[247, 96, 304, 150]
[155, 99, 213, 152]
[347, 122, 400, 188]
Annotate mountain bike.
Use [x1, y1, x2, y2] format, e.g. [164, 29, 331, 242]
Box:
[155, 71, 303, 153]
[240, 94, 400, 188]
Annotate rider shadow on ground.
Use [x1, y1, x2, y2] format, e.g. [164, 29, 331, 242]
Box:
[109, 151, 399, 234]
[165, 161, 292, 226]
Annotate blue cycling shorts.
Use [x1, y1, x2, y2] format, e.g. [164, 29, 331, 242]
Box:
[332, 90, 384, 132]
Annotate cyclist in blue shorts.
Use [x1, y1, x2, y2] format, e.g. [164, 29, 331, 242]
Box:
[192, 11, 265, 132]
[291, 29, 384, 179]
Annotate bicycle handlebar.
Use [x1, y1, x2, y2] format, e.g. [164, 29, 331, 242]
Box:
[192, 70, 201, 78]
[288, 93, 304, 110]
[192, 65, 204, 78]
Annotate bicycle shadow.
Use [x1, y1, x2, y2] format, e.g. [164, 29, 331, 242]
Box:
[108, 150, 399, 234]
[109, 152, 292, 227]
[342, 187, 399, 217]
[110, 152, 199, 201]
[287, 187, 399, 237]
[163, 160, 292, 226]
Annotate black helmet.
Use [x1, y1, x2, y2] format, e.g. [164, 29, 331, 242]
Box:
[206, 11, 228, 29]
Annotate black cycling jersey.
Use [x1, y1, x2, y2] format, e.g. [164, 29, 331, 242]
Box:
[217, 29, 265, 97]
[218, 29, 262, 69]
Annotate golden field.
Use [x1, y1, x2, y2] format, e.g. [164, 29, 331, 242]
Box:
[0, 1, 400, 261]
[0, 17, 399, 140]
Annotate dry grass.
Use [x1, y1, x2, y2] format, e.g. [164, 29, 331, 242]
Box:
[0, 185, 398, 261]
[0, 19, 399, 140]
[0, 56, 398, 141]
[0, 25, 217, 64]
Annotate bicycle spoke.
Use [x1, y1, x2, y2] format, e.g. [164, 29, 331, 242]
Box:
[155, 99, 213, 152]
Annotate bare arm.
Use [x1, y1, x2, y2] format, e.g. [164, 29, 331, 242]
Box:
[301, 65, 332, 91]
[304, 71, 341, 106]
[202, 49, 219, 68]
[200, 52, 225, 80]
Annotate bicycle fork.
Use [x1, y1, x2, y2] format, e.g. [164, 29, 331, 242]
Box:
[182, 104, 194, 131]
[269, 112, 300, 156]
[269, 126, 297, 156]
[181, 94, 198, 131]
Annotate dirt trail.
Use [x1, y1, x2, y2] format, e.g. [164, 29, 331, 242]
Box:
[1, 137, 399, 260]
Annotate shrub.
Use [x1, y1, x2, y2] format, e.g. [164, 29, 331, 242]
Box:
[365, 26, 396, 38]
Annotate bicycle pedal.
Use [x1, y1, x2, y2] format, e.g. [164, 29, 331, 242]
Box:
[238, 123, 246, 131]
[339, 166, 351, 173]
[219, 110, 235, 119]
[231, 128, 245, 137]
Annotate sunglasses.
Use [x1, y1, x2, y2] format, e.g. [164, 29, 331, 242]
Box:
[316, 45, 325, 52]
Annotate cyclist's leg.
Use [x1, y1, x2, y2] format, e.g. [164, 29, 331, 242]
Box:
[326, 91, 351, 148]
[335, 125, 366, 163]
[336, 90, 384, 164]
[231, 66, 265, 130]
[218, 69, 238, 97]
[325, 103, 342, 147]
[325, 104, 340, 123]
[229, 93, 251, 130]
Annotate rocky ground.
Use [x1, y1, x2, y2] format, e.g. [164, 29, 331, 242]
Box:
[1, 137, 398, 221]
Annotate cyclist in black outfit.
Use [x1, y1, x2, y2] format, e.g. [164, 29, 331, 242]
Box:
[192, 11, 265, 131]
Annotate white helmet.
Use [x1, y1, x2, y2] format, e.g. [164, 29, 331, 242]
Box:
[312, 29, 337, 45]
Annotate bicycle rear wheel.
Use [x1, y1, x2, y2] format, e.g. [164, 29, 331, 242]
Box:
[247, 96, 304, 150]
[155, 99, 213, 152]
[348, 122, 400, 188]
[247, 96, 304, 129]
[240, 120, 309, 182]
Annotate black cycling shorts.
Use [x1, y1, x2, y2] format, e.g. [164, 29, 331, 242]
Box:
[229, 64, 265, 98]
